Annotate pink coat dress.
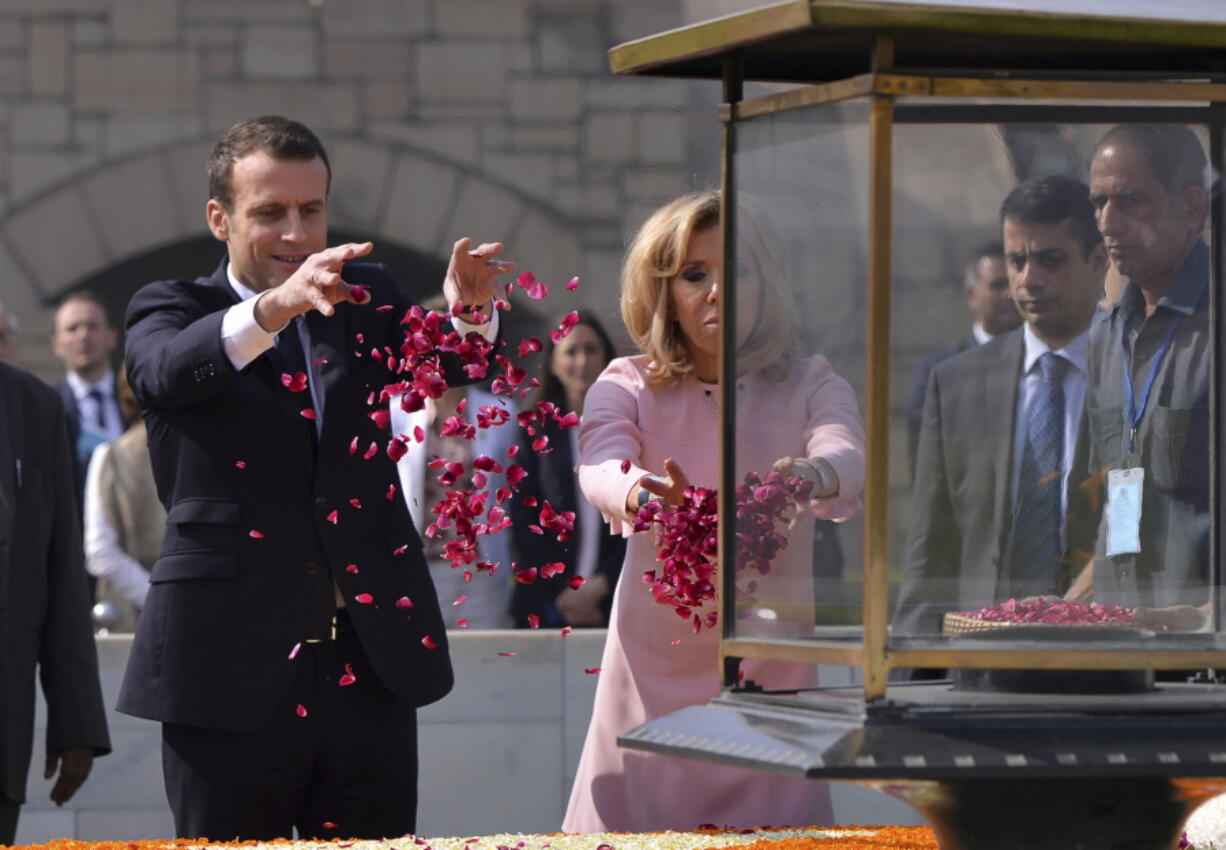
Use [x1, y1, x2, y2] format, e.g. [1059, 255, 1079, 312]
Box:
[562, 354, 866, 833]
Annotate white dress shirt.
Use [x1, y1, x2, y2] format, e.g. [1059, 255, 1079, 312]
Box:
[65, 370, 125, 441]
[83, 442, 151, 608]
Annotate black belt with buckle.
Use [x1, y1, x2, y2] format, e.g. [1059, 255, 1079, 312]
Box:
[304, 608, 352, 644]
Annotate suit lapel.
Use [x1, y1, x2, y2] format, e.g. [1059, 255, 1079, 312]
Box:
[304, 308, 348, 412]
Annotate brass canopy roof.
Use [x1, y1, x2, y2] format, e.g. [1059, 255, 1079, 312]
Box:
[609, 0, 1226, 82]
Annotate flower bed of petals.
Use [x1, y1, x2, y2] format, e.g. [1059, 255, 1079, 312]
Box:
[9, 826, 940, 850]
[956, 597, 1136, 625]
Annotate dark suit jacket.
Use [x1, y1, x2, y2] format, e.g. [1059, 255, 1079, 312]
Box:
[0, 362, 110, 804]
[905, 333, 977, 479]
[896, 330, 1029, 636]
[508, 417, 625, 627]
[119, 259, 465, 731]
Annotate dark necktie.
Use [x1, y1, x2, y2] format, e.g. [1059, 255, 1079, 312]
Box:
[1006, 352, 1068, 597]
[87, 388, 106, 431]
[275, 319, 317, 447]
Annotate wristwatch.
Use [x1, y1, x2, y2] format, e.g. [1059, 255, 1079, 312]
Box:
[794, 457, 837, 496]
[636, 485, 658, 509]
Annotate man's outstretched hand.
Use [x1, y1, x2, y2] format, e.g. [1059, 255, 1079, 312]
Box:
[254, 241, 375, 331]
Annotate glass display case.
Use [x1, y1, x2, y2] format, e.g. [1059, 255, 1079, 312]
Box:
[609, 3, 1226, 848]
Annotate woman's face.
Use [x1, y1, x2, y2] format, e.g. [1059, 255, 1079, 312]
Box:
[668, 223, 760, 378]
[550, 323, 607, 404]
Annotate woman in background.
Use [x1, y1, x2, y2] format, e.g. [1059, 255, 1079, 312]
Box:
[510, 312, 625, 628]
[563, 191, 866, 832]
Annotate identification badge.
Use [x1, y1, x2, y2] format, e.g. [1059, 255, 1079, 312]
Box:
[1105, 468, 1144, 557]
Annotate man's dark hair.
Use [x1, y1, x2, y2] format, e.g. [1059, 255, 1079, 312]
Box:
[207, 115, 331, 211]
[57, 288, 114, 329]
[1092, 124, 1208, 197]
[962, 240, 1003, 289]
[1000, 174, 1102, 258]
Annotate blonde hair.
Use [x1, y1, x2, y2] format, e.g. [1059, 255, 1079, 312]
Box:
[620, 191, 794, 384]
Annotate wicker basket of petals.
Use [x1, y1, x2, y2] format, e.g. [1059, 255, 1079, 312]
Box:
[942, 598, 1137, 636]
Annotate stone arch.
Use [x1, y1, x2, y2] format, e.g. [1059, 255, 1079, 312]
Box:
[0, 133, 584, 324]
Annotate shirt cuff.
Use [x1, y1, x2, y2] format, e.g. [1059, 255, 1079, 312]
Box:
[221, 293, 281, 371]
[451, 306, 500, 341]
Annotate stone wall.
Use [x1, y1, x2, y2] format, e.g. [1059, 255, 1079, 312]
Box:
[0, 0, 704, 380]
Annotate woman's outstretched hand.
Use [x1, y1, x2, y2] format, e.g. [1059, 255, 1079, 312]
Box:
[626, 457, 691, 515]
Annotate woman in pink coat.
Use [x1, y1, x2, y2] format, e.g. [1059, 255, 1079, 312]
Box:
[562, 192, 866, 832]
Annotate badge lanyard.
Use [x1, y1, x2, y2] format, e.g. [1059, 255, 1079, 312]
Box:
[1120, 314, 1183, 460]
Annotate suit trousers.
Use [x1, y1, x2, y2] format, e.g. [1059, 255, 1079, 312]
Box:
[161, 619, 418, 841]
[0, 795, 18, 845]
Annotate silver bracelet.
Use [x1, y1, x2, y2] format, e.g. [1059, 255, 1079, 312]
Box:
[794, 457, 837, 496]
[636, 485, 658, 509]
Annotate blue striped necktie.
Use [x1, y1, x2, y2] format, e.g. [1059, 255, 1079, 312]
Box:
[1006, 351, 1067, 597]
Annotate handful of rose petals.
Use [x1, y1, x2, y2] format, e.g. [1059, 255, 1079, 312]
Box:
[635, 470, 814, 634]
[959, 597, 1136, 625]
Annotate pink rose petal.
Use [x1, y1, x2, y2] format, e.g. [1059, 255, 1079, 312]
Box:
[354, 593, 374, 604]
[584, 667, 601, 675]
[281, 371, 308, 392]
[345, 564, 359, 574]
[527, 614, 540, 629]
[326, 509, 339, 525]
[249, 529, 265, 539]
[498, 651, 517, 657]
[568, 576, 586, 590]
[395, 596, 413, 609]
[300, 408, 317, 420]
[422, 635, 438, 650]
[566, 276, 580, 291]
[289, 642, 302, 660]
[235, 460, 247, 469]
[296, 704, 308, 718]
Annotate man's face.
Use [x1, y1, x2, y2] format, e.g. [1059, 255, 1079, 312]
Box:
[963, 254, 1020, 337]
[1003, 216, 1105, 345]
[206, 150, 329, 293]
[1089, 142, 1200, 287]
[52, 298, 117, 378]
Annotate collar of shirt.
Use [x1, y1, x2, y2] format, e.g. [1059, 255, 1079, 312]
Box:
[971, 322, 994, 346]
[226, 263, 260, 303]
[1021, 322, 1089, 377]
[1114, 239, 1209, 327]
[65, 368, 116, 401]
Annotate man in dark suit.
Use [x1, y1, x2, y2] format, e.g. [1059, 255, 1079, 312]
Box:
[52, 291, 130, 493]
[120, 115, 510, 840]
[0, 360, 111, 844]
[905, 242, 1019, 477]
[896, 175, 1106, 637]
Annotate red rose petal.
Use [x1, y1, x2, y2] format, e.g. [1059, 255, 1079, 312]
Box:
[453, 594, 468, 606]
[349, 498, 362, 509]
[393, 544, 408, 555]
[560, 626, 572, 639]
[345, 564, 359, 574]
[527, 614, 540, 629]
[354, 593, 374, 604]
[456, 618, 469, 628]
[498, 651, 517, 657]
[566, 276, 580, 291]
[584, 667, 601, 674]
[395, 596, 413, 609]
[296, 704, 308, 717]
[300, 408, 317, 420]
[348, 437, 359, 455]
[568, 576, 586, 590]
[326, 509, 339, 525]
[281, 371, 308, 392]
[387, 484, 398, 500]
[235, 460, 247, 469]
[620, 459, 632, 474]
[323, 822, 338, 830]
[422, 635, 438, 650]
[288, 642, 302, 660]
[249, 529, 265, 539]
[338, 672, 356, 687]
[514, 567, 538, 585]
[376, 304, 394, 312]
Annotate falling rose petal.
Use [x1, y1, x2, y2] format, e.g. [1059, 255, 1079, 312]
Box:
[312, 359, 328, 365]
[456, 619, 469, 628]
[296, 704, 308, 718]
[395, 596, 413, 609]
[300, 408, 317, 420]
[235, 460, 247, 469]
[351, 284, 370, 304]
[498, 651, 517, 657]
[326, 509, 339, 525]
[393, 543, 408, 556]
[349, 498, 363, 509]
[514, 567, 538, 585]
[387, 484, 398, 500]
[584, 667, 601, 675]
[355, 593, 374, 604]
[523, 496, 538, 507]
[568, 576, 586, 590]
[516, 271, 549, 299]
[507, 444, 519, 458]
[249, 529, 265, 539]
[355, 333, 366, 344]
[560, 626, 572, 639]
[620, 459, 632, 474]
[413, 425, 426, 443]
[671, 639, 683, 646]
[338, 672, 356, 687]
[422, 635, 438, 650]
[527, 614, 540, 629]
[566, 276, 580, 291]
[376, 304, 394, 312]
[323, 822, 338, 830]
[369, 409, 391, 429]
[349, 437, 360, 455]
[289, 642, 302, 660]
[281, 371, 308, 392]
[452, 594, 469, 607]
[345, 564, 359, 574]
[386, 436, 409, 462]
[532, 434, 550, 450]
[363, 442, 378, 460]
[517, 336, 543, 359]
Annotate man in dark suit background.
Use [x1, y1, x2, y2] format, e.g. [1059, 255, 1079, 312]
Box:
[0, 360, 110, 844]
[905, 241, 1020, 476]
[897, 175, 1105, 637]
[52, 291, 130, 490]
[120, 115, 510, 840]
